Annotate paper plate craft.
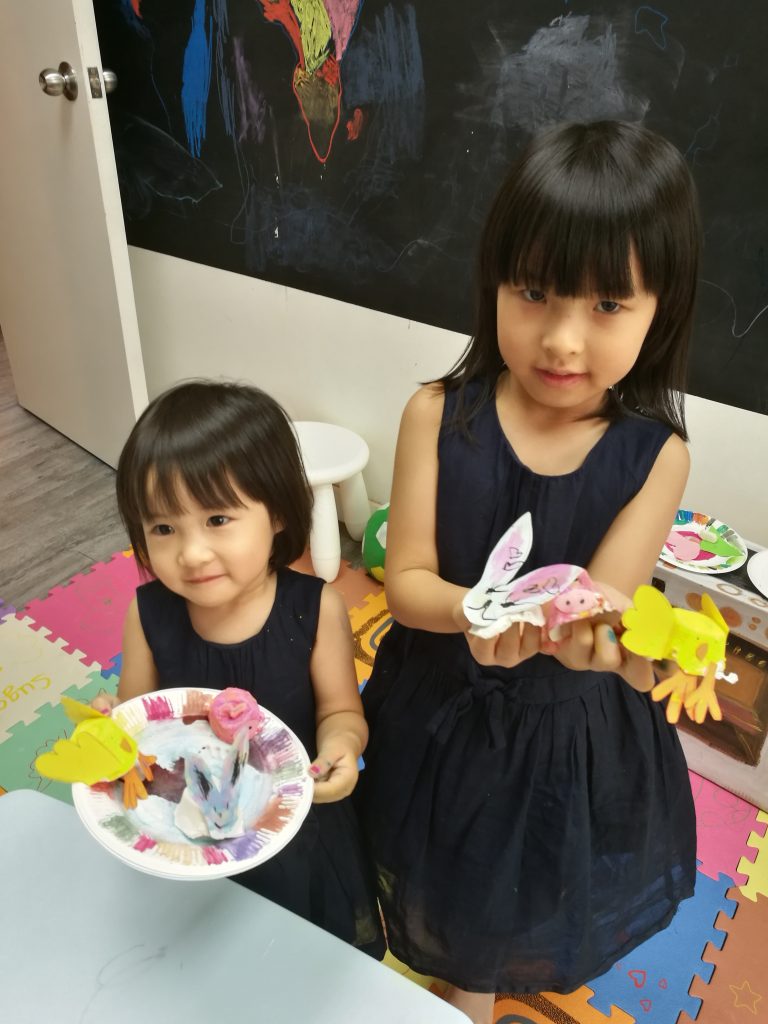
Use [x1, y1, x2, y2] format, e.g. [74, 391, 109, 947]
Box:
[38, 688, 313, 880]
[462, 512, 613, 640]
[747, 549, 768, 600]
[620, 585, 738, 725]
[661, 510, 748, 574]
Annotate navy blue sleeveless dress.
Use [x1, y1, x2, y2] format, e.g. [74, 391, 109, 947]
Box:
[357, 381, 696, 993]
[137, 567, 385, 959]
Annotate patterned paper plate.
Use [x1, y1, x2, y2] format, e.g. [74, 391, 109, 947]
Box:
[72, 688, 313, 881]
[661, 510, 748, 575]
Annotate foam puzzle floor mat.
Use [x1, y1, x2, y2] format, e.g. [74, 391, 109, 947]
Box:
[2, 551, 768, 1023]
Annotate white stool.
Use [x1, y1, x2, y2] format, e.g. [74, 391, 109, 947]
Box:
[293, 421, 370, 582]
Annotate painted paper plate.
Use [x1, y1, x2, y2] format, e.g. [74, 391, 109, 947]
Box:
[72, 688, 313, 881]
[661, 510, 748, 574]
[747, 549, 768, 599]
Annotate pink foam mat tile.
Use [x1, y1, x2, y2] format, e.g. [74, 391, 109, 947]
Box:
[19, 550, 142, 668]
[690, 771, 768, 885]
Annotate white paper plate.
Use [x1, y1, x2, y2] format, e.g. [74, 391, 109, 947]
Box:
[747, 549, 768, 599]
[661, 511, 748, 574]
[72, 688, 313, 881]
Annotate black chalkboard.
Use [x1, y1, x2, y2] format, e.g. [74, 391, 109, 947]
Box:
[94, 1, 768, 415]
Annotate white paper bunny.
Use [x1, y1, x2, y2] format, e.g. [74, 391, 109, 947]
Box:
[463, 512, 611, 640]
[174, 726, 251, 840]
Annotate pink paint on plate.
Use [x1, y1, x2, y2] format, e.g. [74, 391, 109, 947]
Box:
[665, 531, 704, 563]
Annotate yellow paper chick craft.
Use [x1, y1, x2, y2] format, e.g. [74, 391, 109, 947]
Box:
[620, 585, 734, 725]
[34, 696, 157, 809]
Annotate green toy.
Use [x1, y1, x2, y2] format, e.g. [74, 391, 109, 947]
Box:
[362, 504, 389, 582]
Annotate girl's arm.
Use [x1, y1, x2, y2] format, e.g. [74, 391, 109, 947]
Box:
[384, 386, 544, 666]
[587, 432, 690, 596]
[546, 433, 690, 689]
[384, 385, 464, 631]
[308, 585, 368, 803]
[91, 597, 160, 712]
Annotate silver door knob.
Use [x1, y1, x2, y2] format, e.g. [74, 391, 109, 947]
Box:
[102, 69, 117, 94]
[38, 62, 78, 101]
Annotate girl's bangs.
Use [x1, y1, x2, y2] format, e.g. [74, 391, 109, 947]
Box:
[501, 208, 640, 299]
[137, 452, 246, 520]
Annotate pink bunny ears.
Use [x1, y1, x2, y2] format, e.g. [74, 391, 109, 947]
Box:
[462, 512, 612, 639]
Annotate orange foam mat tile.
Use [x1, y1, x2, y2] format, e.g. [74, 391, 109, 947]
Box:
[679, 891, 768, 1023]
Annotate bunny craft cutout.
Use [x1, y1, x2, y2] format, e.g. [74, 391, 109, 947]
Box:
[462, 512, 613, 640]
[620, 585, 737, 724]
[174, 726, 252, 840]
[35, 696, 157, 809]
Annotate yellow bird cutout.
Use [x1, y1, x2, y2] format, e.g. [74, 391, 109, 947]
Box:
[35, 696, 157, 809]
[620, 585, 734, 725]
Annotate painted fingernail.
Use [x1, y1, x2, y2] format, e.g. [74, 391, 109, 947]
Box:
[99, 707, 110, 714]
[606, 628, 617, 643]
[309, 764, 321, 776]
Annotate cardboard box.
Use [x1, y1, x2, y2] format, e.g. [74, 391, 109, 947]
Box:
[652, 545, 768, 810]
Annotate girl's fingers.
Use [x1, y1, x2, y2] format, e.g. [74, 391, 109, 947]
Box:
[493, 622, 524, 665]
[592, 622, 622, 671]
[518, 622, 542, 661]
[308, 756, 338, 780]
[466, 631, 511, 666]
[310, 758, 357, 803]
[91, 692, 119, 714]
[566, 620, 597, 669]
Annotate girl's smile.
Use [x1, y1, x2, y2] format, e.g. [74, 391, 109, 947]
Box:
[534, 368, 589, 387]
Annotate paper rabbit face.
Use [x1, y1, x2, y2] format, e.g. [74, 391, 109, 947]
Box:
[462, 513, 610, 639]
[183, 727, 250, 835]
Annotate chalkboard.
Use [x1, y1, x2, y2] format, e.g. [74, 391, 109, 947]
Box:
[94, 1, 768, 415]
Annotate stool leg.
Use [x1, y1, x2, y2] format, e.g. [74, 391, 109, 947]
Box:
[309, 483, 341, 582]
[339, 472, 369, 541]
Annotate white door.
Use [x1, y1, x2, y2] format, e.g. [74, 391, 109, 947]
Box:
[0, 0, 147, 468]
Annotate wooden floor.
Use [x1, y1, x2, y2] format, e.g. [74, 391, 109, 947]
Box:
[0, 335, 361, 609]
[0, 335, 128, 609]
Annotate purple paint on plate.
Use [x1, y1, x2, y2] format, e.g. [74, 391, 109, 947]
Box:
[224, 832, 266, 860]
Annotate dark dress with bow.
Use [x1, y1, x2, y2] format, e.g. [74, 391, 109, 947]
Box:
[357, 381, 696, 993]
[137, 567, 385, 959]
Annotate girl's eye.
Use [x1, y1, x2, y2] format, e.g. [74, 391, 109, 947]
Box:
[150, 523, 173, 536]
[522, 288, 546, 303]
[596, 299, 621, 314]
[208, 515, 231, 527]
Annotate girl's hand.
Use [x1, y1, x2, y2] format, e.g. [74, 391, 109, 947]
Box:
[453, 601, 543, 668]
[542, 619, 654, 692]
[309, 738, 360, 804]
[90, 691, 120, 715]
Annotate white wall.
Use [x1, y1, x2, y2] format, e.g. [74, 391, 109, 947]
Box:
[129, 247, 768, 546]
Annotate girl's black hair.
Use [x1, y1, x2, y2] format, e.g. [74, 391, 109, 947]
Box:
[440, 120, 701, 440]
[116, 380, 312, 572]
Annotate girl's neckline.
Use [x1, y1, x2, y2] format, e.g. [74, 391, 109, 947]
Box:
[492, 385, 622, 480]
[182, 569, 281, 648]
